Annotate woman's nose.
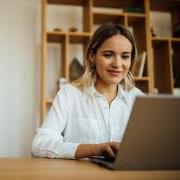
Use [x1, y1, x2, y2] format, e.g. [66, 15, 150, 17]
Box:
[112, 56, 123, 68]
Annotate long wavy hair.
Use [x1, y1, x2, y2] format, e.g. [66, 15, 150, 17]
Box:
[73, 23, 137, 91]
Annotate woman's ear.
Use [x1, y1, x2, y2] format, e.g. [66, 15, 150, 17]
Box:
[89, 52, 94, 64]
[89, 53, 96, 67]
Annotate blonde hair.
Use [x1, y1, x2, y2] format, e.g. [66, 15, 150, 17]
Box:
[73, 23, 137, 91]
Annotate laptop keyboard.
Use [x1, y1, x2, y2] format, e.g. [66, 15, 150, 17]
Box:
[90, 155, 116, 163]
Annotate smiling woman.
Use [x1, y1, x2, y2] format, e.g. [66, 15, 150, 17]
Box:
[31, 23, 143, 159]
[94, 34, 132, 95]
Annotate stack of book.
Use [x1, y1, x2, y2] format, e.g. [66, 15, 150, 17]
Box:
[131, 51, 146, 77]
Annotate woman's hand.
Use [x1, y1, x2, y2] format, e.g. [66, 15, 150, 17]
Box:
[94, 141, 120, 157]
[75, 141, 120, 159]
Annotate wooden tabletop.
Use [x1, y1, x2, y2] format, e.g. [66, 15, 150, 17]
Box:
[0, 158, 180, 180]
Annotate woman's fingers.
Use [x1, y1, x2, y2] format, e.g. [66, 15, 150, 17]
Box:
[110, 142, 120, 153]
[105, 145, 116, 157]
[93, 142, 120, 157]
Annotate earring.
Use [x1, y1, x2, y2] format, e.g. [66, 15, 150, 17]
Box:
[91, 63, 95, 69]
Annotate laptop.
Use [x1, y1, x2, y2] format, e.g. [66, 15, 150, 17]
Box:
[90, 95, 180, 170]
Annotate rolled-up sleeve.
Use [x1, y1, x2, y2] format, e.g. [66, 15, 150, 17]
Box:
[31, 87, 79, 159]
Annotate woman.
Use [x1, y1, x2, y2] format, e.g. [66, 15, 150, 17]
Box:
[32, 23, 143, 159]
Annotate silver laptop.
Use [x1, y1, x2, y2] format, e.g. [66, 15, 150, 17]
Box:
[90, 95, 180, 170]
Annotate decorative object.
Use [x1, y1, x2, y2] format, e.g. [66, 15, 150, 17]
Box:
[173, 23, 180, 37]
[70, 58, 84, 81]
[54, 27, 63, 32]
[151, 26, 157, 37]
[174, 88, 180, 96]
[124, 7, 144, 13]
[58, 78, 66, 90]
[173, 49, 180, 87]
[69, 26, 78, 32]
[152, 88, 159, 95]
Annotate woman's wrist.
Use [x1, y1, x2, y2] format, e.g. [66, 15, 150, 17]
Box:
[91, 144, 99, 156]
[75, 144, 97, 158]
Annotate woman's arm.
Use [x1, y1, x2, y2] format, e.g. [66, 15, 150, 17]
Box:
[32, 86, 79, 159]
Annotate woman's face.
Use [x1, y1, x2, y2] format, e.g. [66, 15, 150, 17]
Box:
[94, 34, 132, 86]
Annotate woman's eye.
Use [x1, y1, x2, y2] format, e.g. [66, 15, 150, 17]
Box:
[122, 56, 130, 60]
[103, 53, 113, 58]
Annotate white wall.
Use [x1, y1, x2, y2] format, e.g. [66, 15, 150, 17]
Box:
[0, 3, 124, 157]
[0, 0, 83, 157]
[0, 0, 41, 157]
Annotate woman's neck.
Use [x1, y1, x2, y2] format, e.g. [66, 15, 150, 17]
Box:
[95, 80, 118, 104]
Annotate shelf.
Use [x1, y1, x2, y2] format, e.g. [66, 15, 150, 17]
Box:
[134, 77, 149, 81]
[152, 37, 170, 46]
[172, 40, 180, 49]
[152, 36, 180, 41]
[150, 0, 180, 12]
[152, 39, 173, 94]
[135, 80, 149, 93]
[126, 12, 145, 18]
[47, 31, 91, 43]
[171, 39, 180, 88]
[127, 14, 145, 25]
[152, 37, 180, 46]
[127, 15, 146, 53]
[93, 0, 144, 10]
[152, 37, 171, 41]
[69, 32, 91, 44]
[47, 0, 86, 6]
[92, 11, 145, 25]
[47, 31, 66, 43]
[41, 0, 177, 120]
[171, 38, 180, 42]
[93, 12, 125, 24]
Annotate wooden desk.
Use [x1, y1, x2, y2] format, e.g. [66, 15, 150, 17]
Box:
[0, 158, 180, 180]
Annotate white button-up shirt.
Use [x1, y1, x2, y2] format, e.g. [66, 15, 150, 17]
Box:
[32, 84, 143, 159]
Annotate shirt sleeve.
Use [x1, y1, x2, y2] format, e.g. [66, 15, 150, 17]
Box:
[31, 86, 80, 159]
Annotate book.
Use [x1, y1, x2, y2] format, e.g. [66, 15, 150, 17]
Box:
[131, 51, 146, 77]
[127, 26, 134, 35]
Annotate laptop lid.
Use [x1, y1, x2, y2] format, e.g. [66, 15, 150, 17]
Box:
[113, 95, 180, 170]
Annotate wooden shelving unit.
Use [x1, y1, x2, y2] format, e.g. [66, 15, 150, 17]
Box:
[40, 0, 180, 121]
[150, 0, 180, 94]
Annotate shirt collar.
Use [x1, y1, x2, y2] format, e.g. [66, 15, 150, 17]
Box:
[117, 84, 129, 105]
[86, 84, 129, 105]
